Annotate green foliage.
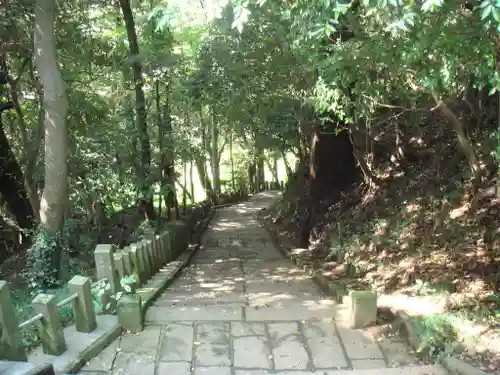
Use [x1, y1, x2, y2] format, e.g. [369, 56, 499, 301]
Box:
[410, 314, 463, 361]
[91, 274, 138, 314]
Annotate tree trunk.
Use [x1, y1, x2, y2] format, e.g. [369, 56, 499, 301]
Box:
[189, 159, 195, 203]
[195, 155, 216, 203]
[35, 0, 69, 236]
[435, 99, 481, 180]
[162, 82, 179, 220]
[118, 0, 155, 220]
[210, 106, 220, 195]
[34, 0, 69, 285]
[182, 162, 187, 213]
[155, 81, 163, 216]
[281, 151, 292, 178]
[229, 130, 235, 191]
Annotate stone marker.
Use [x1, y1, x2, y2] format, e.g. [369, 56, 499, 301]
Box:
[118, 294, 143, 332]
[68, 275, 97, 333]
[349, 290, 377, 329]
[32, 294, 67, 355]
[0, 281, 27, 361]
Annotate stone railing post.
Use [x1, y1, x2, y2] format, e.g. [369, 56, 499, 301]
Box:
[94, 244, 119, 294]
[152, 235, 162, 267]
[32, 294, 67, 355]
[141, 240, 153, 279]
[121, 246, 133, 275]
[113, 252, 126, 278]
[0, 281, 27, 361]
[162, 231, 172, 262]
[129, 243, 146, 285]
[68, 276, 97, 333]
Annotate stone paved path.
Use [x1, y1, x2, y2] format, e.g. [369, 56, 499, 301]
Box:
[80, 192, 447, 375]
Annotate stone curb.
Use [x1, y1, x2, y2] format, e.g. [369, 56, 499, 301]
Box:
[256, 214, 491, 375]
[443, 357, 491, 375]
[395, 311, 490, 375]
[61, 322, 122, 375]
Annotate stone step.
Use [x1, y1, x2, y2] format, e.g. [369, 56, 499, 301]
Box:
[231, 365, 448, 375]
[0, 361, 55, 375]
[323, 365, 448, 375]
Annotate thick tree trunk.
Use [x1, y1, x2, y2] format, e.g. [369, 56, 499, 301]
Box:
[34, 0, 69, 285]
[195, 156, 216, 203]
[162, 83, 178, 220]
[118, 0, 155, 220]
[35, 0, 69, 236]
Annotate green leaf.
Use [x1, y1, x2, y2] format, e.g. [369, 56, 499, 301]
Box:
[480, 4, 493, 20]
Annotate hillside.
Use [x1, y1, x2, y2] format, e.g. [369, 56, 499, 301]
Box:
[261, 105, 500, 372]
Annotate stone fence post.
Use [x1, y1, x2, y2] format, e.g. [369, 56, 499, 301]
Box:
[68, 276, 97, 333]
[95, 244, 119, 294]
[32, 294, 67, 355]
[0, 281, 26, 361]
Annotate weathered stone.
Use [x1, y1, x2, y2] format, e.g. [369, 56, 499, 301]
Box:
[233, 335, 272, 369]
[129, 243, 146, 285]
[112, 351, 155, 375]
[113, 252, 126, 278]
[156, 361, 191, 375]
[119, 325, 162, 353]
[194, 323, 231, 366]
[95, 244, 119, 294]
[83, 339, 120, 371]
[267, 322, 309, 370]
[146, 304, 243, 323]
[378, 338, 415, 367]
[245, 299, 335, 321]
[32, 293, 67, 355]
[194, 366, 232, 375]
[348, 290, 377, 329]
[231, 322, 266, 337]
[351, 359, 387, 369]
[117, 294, 143, 332]
[0, 281, 26, 361]
[68, 275, 97, 333]
[302, 321, 348, 368]
[158, 323, 194, 361]
[336, 325, 384, 359]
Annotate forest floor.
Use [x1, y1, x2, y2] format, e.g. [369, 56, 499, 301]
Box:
[260, 154, 499, 373]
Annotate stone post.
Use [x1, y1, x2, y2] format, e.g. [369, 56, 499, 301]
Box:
[32, 294, 67, 355]
[121, 247, 133, 275]
[113, 252, 126, 278]
[129, 243, 145, 285]
[143, 239, 155, 276]
[68, 276, 97, 333]
[348, 290, 377, 329]
[117, 294, 143, 332]
[153, 235, 163, 267]
[0, 281, 26, 361]
[162, 231, 172, 262]
[94, 244, 119, 294]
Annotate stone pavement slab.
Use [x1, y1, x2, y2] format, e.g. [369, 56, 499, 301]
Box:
[79, 192, 447, 375]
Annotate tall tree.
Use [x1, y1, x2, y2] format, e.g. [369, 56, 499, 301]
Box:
[34, 0, 69, 236]
[118, 0, 155, 220]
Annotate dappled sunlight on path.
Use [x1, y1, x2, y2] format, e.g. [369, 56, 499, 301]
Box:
[79, 192, 447, 375]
